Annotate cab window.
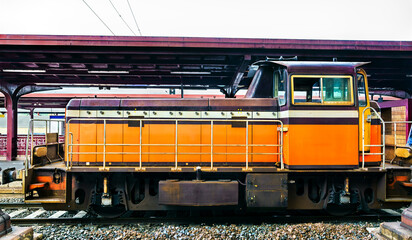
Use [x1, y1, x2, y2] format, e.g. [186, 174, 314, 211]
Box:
[357, 73, 367, 107]
[274, 70, 286, 106]
[292, 75, 353, 105]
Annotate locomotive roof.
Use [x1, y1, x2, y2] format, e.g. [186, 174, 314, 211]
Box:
[66, 98, 278, 111]
[254, 61, 370, 75]
[271, 61, 369, 68]
[255, 61, 369, 68]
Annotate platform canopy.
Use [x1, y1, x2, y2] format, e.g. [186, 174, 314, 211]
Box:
[0, 34, 412, 98]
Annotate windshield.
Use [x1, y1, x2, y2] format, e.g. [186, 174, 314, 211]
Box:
[292, 75, 353, 105]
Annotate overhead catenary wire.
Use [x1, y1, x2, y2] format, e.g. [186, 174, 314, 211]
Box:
[127, 0, 142, 36]
[82, 0, 115, 36]
[108, 0, 137, 36]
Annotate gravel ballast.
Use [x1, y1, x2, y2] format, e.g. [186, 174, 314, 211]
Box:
[33, 222, 379, 240]
[0, 197, 24, 203]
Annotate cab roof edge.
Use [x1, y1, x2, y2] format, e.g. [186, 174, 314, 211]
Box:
[266, 61, 371, 68]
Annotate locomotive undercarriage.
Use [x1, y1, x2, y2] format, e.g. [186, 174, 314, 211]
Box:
[26, 164, 412, 217]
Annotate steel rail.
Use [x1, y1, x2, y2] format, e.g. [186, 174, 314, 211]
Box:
[10, 210, 402, 226]
[0, 203, 42, 208]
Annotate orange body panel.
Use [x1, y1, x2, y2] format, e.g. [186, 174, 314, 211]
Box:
[226, 124, 247, 163]
[148, 123, 175, 163]
[212, 124, 227, 163]
[97, 123, 123, 162]
[78, 122, 96, 163]
[122, 123, 140, 163]
[250, 124, 279, 163]
[177, 124, 201, 164]
[284, 124, 358, 167]
[200, 124, 212, 163]
[67, 121, 280, 166]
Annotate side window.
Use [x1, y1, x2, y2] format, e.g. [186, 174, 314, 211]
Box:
[274, 70, 286, 106]
[357, 73, 367, 107]
[292, 75, 353, 105]
[293, 77, 321, 103]
[323, 78, 351, 103]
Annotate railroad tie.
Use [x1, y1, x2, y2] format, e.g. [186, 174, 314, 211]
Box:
[24, 209, 46, 219]
[73, 210, 87, 218]
[48, 211, 67, 219]
[8, 209, 28, 218]
[380, 209, 402, 216]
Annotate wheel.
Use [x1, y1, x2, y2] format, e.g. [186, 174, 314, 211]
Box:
[325, 203, 356, 216]
[91, 204, 127, 218]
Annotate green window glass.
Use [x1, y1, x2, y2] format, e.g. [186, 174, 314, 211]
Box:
[322, 77, 351, 102]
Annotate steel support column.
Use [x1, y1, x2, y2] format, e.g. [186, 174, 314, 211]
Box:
[0, 82, 61, 160]
[226, 55, 251, 98]
[3, 92, 18, 160]
[29, 108, 34, 120]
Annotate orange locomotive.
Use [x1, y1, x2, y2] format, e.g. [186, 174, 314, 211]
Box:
[24, 61, 412, 216]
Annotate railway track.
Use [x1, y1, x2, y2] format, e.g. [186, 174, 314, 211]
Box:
[0, 202, 41, 208]
[0, 199, 405, 225]
[2, 207, 405, 226]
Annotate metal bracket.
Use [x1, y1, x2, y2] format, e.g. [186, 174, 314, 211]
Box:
[242, 167, 253, 172]
[277, 127, 288, 132]
[98, 167, 110, 172]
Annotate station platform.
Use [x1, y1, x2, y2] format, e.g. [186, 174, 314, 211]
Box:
[0, 159, 24, 191]
[374, 222, 412, 240]
[0, 159, 25, 171]
[0, 226, 33, 240]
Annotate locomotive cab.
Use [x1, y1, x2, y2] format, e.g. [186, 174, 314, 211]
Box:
[246, 61, 377, 169]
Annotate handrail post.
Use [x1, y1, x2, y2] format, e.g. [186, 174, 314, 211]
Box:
[246, 120, 249, 170]
[66, 120, 70, 170]
[280, 121, 284, 170]
[68, 133, 73, 170]
[57, 120, 61, 159]
[45, 119, 48, 145]
[394, 123, 397, 148]
[103, 119, 106, 170]
[362, 109, 366, 169]
[24, 119, 32, 177]
[70, 133, 74, 169]
[67, 119, 73, 170]
[30, 120, 34, 168]
[139, 119, 142, 170]
[245, 120, 249, 170]
[174, 120, 178, 170]
[210, 120, 213, 170]
[382, 121, 386, 169]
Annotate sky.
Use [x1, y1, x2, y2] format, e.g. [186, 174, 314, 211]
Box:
[0, 0, 411, 41]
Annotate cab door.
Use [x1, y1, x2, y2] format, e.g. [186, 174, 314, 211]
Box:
[357, 69, 371, 151]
